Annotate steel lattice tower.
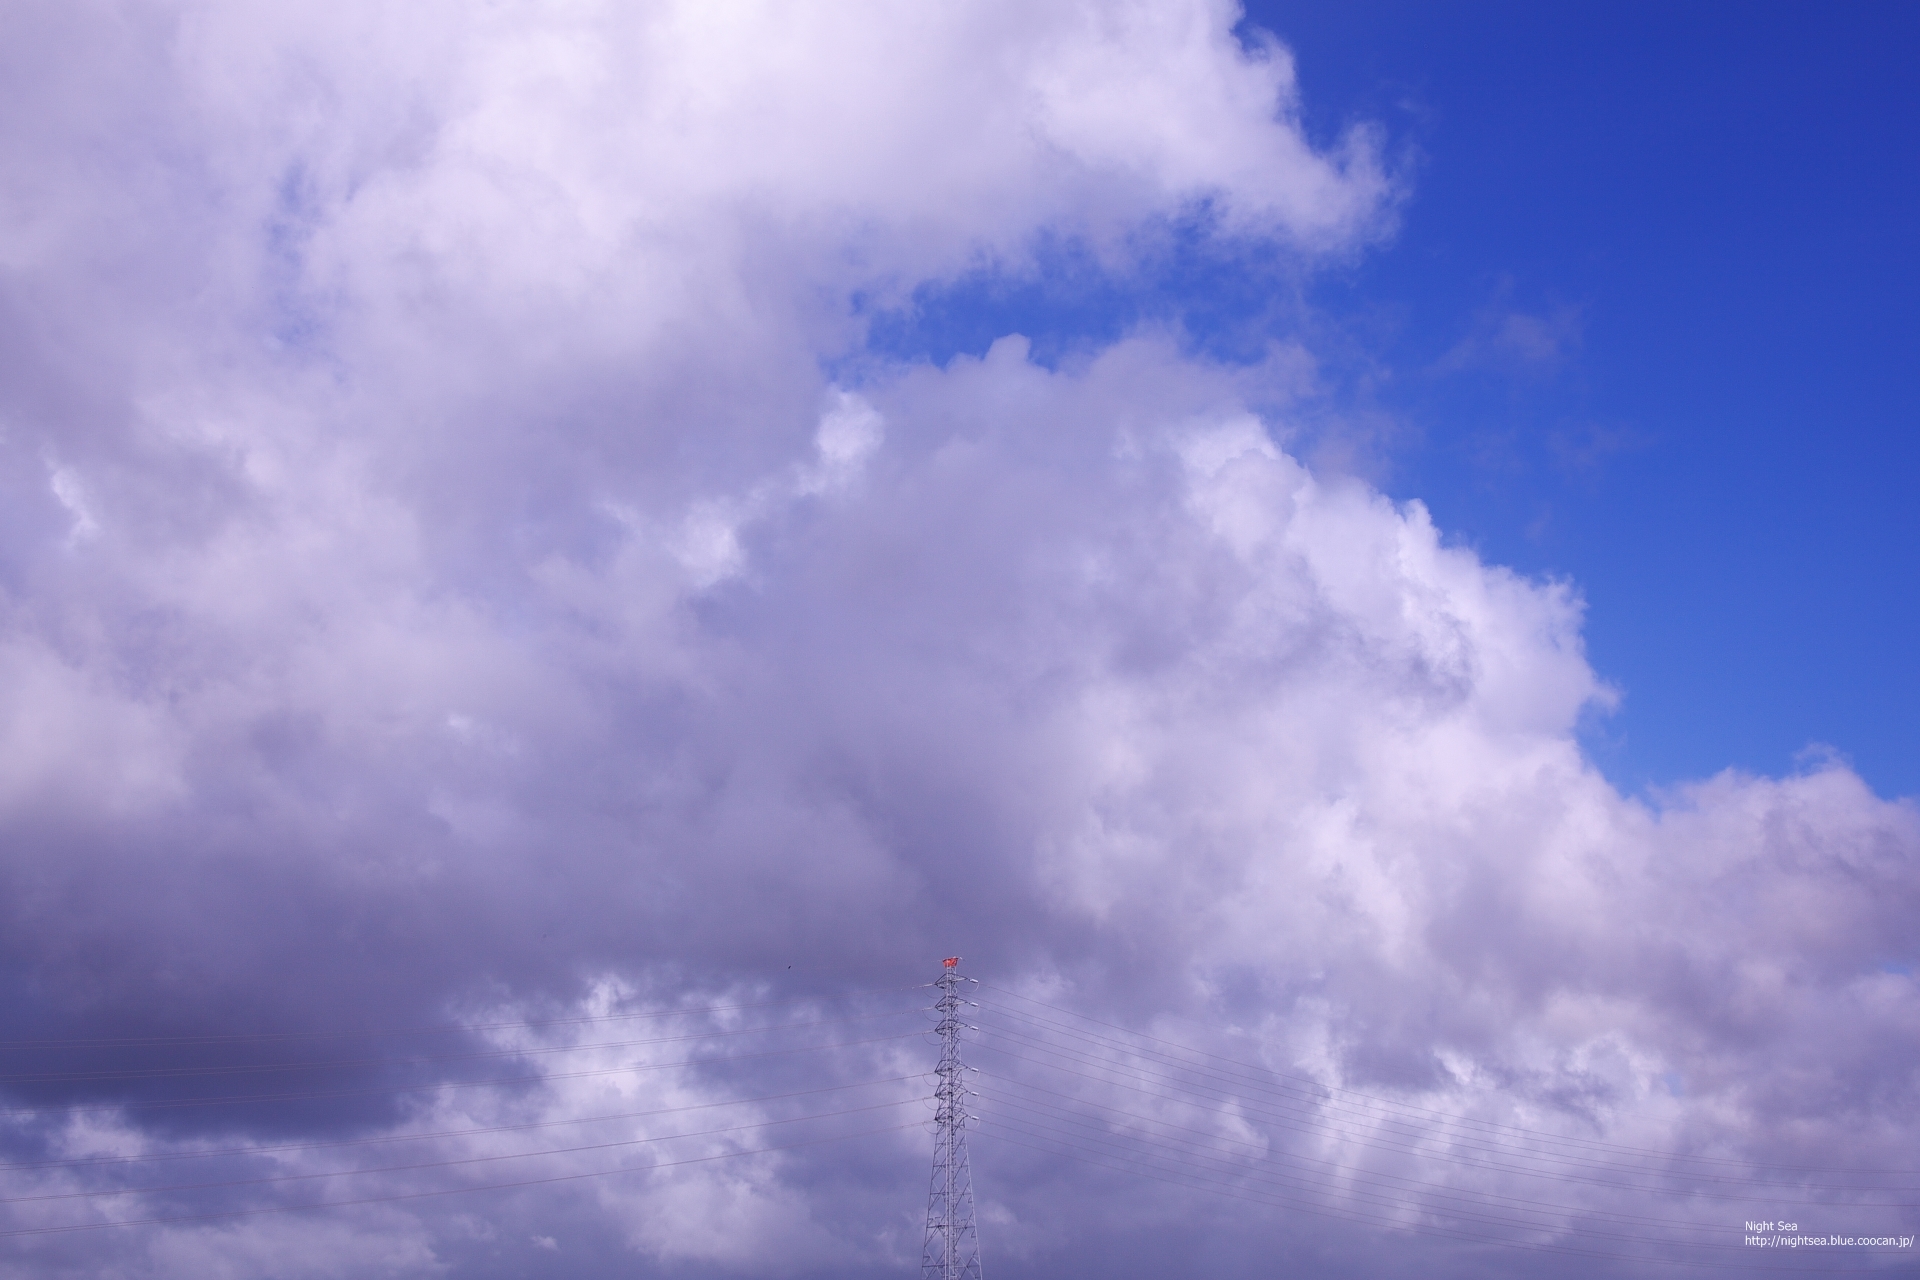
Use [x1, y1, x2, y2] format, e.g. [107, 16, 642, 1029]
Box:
[922, 958, 983, 1280]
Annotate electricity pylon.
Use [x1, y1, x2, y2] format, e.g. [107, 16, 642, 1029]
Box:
[922, 957, 983, 1280]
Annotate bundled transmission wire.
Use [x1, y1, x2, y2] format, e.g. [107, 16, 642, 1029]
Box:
[7, 975, 1913, 1272]
[0, 985, 935, 1241]
[966, 986, 1918, 1274]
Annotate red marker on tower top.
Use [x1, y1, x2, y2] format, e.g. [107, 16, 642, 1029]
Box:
[943, 956, 961, 968]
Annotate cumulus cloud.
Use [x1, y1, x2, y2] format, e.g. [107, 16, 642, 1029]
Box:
[1433, 302, 1583, 376]
[0, 2, 1914, 1277]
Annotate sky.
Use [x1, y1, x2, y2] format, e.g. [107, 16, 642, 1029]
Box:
[0, 3, 1917, 1278]
[882, 0, 1920, 800]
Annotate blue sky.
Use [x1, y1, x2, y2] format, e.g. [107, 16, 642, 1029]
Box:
[1273, 0, 1920, 799]
[879, 1, 1920, 799]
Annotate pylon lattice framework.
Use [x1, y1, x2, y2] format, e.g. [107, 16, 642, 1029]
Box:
[922, 959, 983, 1280]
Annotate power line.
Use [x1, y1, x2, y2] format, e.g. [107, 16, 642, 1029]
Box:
[976, 1075, 1857, 1234]
[970, 1016, 1917, 1198]
[968, 1028, 1889, 1206]
[0, 1007, 922, 1087]
[0, 1073, 922, 1174]
[0, 1029, 928, 1119]
[0, 983, 932, 1051]
[979, 986, 1920, 1178]
[964, 987, 1914, 1271]
[973, 1121, 1889, 1275]
[4, 971, 1908, 1273]
[0, 1121, 922, 1241]
[979, 1091, 1757, 1251]
[0, 1096, 922, 1208]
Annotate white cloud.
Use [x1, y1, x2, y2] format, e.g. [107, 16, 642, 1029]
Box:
[0, 2, 1913, 1277]
[45, 462, 99, 544]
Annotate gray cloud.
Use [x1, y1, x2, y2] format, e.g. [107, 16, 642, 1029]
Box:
[0, 2, 1914, 1276]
